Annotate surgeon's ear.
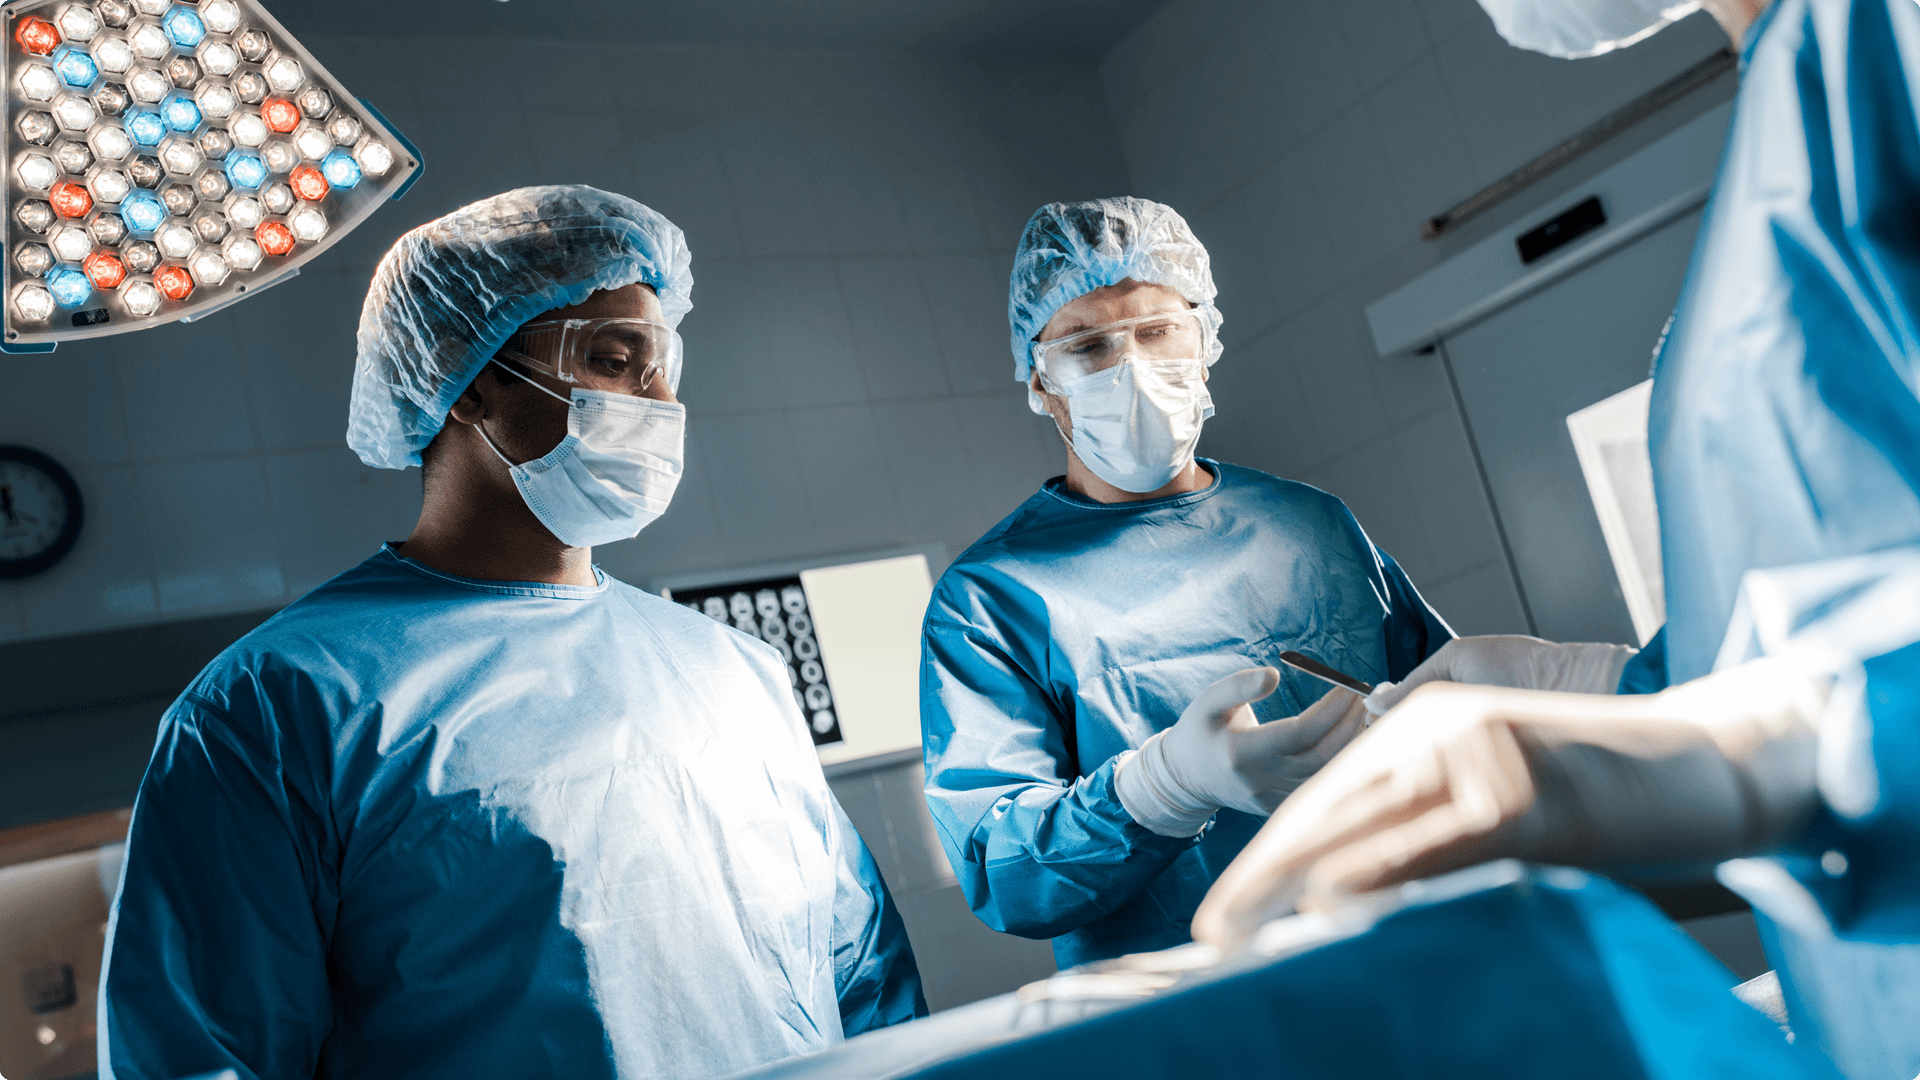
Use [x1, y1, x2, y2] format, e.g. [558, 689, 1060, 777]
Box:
[445, 375, 488, 427]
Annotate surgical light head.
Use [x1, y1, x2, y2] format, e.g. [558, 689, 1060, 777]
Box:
[347, 184, 694, 470]
[1476, 0, 1702, 58]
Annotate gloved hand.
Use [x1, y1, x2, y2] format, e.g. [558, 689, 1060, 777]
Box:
[1191, 655, 1829, 948]
[1364, 635, 1636, 716]
[1115, 668, 1368, 837]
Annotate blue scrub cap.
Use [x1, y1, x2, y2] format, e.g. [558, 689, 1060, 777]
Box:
[348, 184, 694, 470]
[1007, 197, 1222, 382]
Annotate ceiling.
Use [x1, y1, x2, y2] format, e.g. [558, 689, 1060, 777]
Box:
[271, 0, 1170, 63]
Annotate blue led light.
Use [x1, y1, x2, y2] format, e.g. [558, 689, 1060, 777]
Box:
[45, 266, 92, 307]
[162, 6, 206, 48]
[162, 93, 201, 133]
[53, 47, 97, 88]
[126, 110, 166, 146]
[120, 189, 167, 234]
[319, 148, 361, 189]
[224, 150, 268, 190]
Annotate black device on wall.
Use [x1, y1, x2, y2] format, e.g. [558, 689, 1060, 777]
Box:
[0, 444, 82, 578]
[1517, 196, 1608, 265]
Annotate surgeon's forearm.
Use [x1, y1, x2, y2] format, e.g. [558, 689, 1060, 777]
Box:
[957, 760, 1195, 938]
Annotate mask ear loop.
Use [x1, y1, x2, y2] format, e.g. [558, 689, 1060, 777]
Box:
[473, 358, 574, 469]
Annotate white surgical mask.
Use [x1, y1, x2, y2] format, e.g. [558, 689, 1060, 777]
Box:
[478, 361, 686, 548]
[1054, 356, 1213, 494]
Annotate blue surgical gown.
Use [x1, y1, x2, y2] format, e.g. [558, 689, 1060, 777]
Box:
[99, 544, 925, 1080]
[1630, 0, 1920, 1074]
[921, 461, 1451, 967]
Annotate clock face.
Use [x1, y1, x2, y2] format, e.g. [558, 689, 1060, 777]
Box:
[0, 447, 83, 579]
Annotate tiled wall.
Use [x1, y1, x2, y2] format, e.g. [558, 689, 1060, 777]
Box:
[0, 34, 1126, 643]
[1099, 0, 1728, 634]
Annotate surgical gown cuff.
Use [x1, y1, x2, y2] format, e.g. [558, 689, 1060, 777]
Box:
[1113, 743, 1214, 838]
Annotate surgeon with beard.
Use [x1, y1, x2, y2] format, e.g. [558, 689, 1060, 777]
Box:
[918, 198, 1459, 967]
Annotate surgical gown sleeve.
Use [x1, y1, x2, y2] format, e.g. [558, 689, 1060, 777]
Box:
[922, 620, 1196, 940]
[100, 693, 335, 1080]
[1377, 550, 1454, 681]
[830, 801, 929, 1033]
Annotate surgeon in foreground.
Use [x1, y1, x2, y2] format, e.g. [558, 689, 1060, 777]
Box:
[98, 185, 924, 1080]
[1197, 1, 1920, 1077]
[921, 198, 1454, 967]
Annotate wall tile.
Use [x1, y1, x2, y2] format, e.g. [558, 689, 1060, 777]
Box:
[917, 253, 1019, 398]
[1199, 329, 1326, 479]
[871, 398, 992, 550]
[137, 457, 286, 614]
[1302, 105, 1412, 281]
[118, 322, 257, 462]
[1366, 56, 1480, 235]
[1419, 558, 1531, 635]
[1099, 0, 1256, 119]
[1416, 0, 1493, 45]
[717, 118, 832, 258]
[1303, 434, 1433, 577]
[804, 114, 915, 256]
[624, 119, 746, 261]
[0, 340, 132, 468]
[951, 392, 1062, 520]
[749, 261, 871, 409]
[263, 448, 423, 598]
[695, 411, 817, 566]
[1189, 188, 1276, 348]
[228, 269, 362, 454]
[1234, 151, 1342, 338]
[12, 466, 157, 636]
[893, 884, 1057, 1012]
[1432, 23, 1560, 182]
[1335, 0, 1434, 92]
[1281, 295, 1392, 458]
[873, 760, 958, 893]
[676, 259, 784, 415]
[1259, 1, 1364, 138]
[837, 258, 953, 403]
[885, 117, 994, 254]
[0, 589, 25, 643]
[1392, 406, 1509, 581]
[788, 404, 907, 553]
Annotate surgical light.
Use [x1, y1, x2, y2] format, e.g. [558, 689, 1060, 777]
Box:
[83, 249, 125, 288]
[44, 265, 89, 305]
[55, 6, 100, 42]
[52, 45, 94, 86]
[6, 0, 421, 347]
[14, 18, 60, 56]
[118, 188, 164, 232]
[93, 35, 130, 72]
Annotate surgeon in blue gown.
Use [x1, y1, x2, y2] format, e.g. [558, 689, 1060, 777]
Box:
[1199, 2, 1920, 1077]
[98, 186, 924, 1080]
[920, 198, 1454, 968]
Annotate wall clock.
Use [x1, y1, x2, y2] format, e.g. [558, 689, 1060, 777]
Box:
[0, 445, 83, 579]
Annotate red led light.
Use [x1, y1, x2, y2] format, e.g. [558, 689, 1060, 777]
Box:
[255, 220, 295, 256]
[49, 181, 92, 218]
[260, 98, 301, 133]
[288, 165, 328, 202]
[83, 251, 127, 289]
[15, 17, 61, 56]
[153, 264, 194, 300]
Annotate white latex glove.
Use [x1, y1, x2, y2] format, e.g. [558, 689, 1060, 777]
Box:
[1191, 655, 1828, 949]
[1365, 635, 1637, 716]
[1115, 668, 1368, 837]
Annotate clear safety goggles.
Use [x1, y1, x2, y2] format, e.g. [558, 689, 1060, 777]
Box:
[1031, 308, 1207, 387]
[496, 317, 684, 396]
